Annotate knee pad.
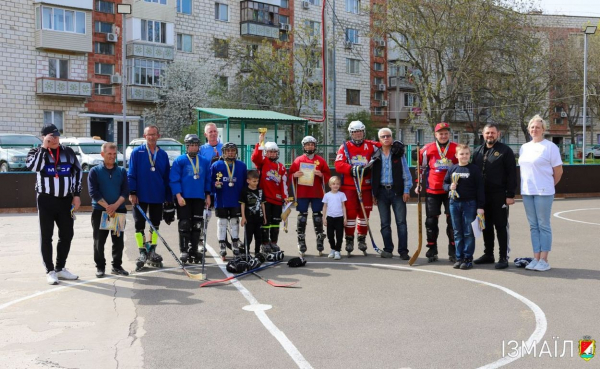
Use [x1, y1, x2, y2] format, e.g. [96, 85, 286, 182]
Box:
[217, 218, 228, 240]
[425, 216, 439, 230]
[313, 212, 323, 230]
[297, 212, 308, 234]
[192, 216, 203, 231]
[178, 219, 191, 233]
[229, 217, 239, 239]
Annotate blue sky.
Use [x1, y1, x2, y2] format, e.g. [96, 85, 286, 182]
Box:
[536, 0, 600, 17]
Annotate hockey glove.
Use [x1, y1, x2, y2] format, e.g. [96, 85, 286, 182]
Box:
[247, 257, 262, 271]
[226, 259, 247, 274]
[350, 165, 363, 178]
[162, 202, 175, 225]
[514, 257, 533, 268]
[287, 257, 307, 268]
[266, 251, 285, 262]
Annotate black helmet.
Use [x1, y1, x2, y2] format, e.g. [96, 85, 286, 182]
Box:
[222, 142, 238, 160]
[184, 134, 200, 145]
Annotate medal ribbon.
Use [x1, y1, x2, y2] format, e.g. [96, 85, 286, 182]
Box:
[435, 141, 449, 161]
[146, 144, 158, 170]
[225, 160, 235, 185]
[48, 146, 60, 178]
[187, 154, 199, 178]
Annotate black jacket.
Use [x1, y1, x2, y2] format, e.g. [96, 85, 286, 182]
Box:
[371, 141, 407, 197]
[472, 142, 517, 198]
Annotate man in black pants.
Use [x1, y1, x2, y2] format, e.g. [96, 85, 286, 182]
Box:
[27, 124, 82, 285]
[88, 142, 130, 277]
[472, 123, 517, 269]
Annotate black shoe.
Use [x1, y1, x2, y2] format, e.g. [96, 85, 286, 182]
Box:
[474, 254, 495, 264]
[399, 253, 410, 260]
[111, 266, 130, 276]
[495, 258, 509, 269]
[449, 255, 457, 263]
[380, 250, 393, 258]
[453, 259, 463, 269]
[95, 268, 105, 278]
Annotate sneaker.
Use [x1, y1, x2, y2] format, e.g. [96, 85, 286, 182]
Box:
[453, 259, 463, 269]
[55, 268, 79, 280]
[46, 271, 59, 285]
[460, 260, 473, 270]
[380, 250, 393, 258]
[495, 258, 509, 270]
[111, 266, 130, 276]
[399, 253, 410, 260]
[533, 259, 551, 272]
[448, 255, 457, 263]
[525, 259, 539, 271]
[95, 268, 105, 278]
[328, 250, 336, 259]
[334, 251, 341, 260]
[474, 254, 495, 264]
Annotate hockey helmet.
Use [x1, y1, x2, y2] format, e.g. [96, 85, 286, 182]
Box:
[348, 120, 366, 145]
[184, 134, 200, 145]
[266, 251, 285, 262]
[222, 142, 238, 160]
[287, 257, 307, 267]
[301, 136, 317, 154]
[264, 142, 279, 161]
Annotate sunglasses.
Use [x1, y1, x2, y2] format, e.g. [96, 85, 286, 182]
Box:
[379, 135, 392, 139]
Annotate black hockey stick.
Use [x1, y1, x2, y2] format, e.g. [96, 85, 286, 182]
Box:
[135, 204, 205, 280]
[409, 144, 423, 266]
[343, 143, 382, 255]
[199, 260, 283, 287]
[200, 208, 209, 279]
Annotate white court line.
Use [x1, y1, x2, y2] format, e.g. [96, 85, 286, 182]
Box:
[553, 208, 600, 225]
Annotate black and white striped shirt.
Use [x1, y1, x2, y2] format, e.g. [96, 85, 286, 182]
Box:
[26, 145, 82, 197]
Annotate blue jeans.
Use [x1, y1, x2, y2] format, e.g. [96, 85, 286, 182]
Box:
[449, 200, 477, 260]
[522, 195, 554, 253]
[296, 198, 323, 213]
[376, 188, 408, 254]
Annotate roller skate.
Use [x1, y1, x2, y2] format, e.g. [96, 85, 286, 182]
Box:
[189, 247, 202, 264]
[232, 239, 241, 257]
[316, 233, 326, 256]
[270, 242, 280, 252]
[219, 241, 228, 261]
[179, 251, 189, 264]
[135, 248, 148, 272]
[297, 234, 307, 256]
[146, 244, 163, 268]
[345, 236, 354, 257]
[426, 245, 438, 263]
[357, 235, 368, 256]
[448, 243, 457, 263]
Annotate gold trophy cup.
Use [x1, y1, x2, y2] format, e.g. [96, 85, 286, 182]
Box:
[215, 172, 223, 189]
[258, 128, 268, 148]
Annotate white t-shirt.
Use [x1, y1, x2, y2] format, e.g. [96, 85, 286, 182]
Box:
[322, 191, 347, 217]
[518, 139, 562, 195]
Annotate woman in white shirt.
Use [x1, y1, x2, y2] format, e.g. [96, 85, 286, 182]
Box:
[518, 115, 563, 272]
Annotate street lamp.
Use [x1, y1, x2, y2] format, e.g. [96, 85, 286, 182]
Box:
[117, 4, 132, 168]
[582, 25, 596, 164]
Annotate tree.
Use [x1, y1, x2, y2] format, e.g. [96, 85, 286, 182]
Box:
[143, 59, 217, 140]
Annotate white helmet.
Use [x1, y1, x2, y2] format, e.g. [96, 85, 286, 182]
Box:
[264, 142, 279, 152]
[302, 136, 317, 155]
[348, 120, 366, 133]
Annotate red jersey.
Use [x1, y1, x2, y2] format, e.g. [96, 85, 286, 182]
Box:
[251, 143, 288, 205]
[335, 140, 380, 190]
[289, 154, 331, 199]
[419, 141, 458, 195]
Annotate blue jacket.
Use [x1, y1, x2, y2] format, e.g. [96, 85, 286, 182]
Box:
[211, 159, 247, 208]
[88, 163, 129, 211]
[200, 142, 223, 164]
[127, 144, 171, 204]
[170, 154, 211, 199]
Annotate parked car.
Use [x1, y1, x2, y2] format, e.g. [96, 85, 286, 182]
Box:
[584, 145, 600, 159]
[0, 133, 42, 172]
[125, 138, 184, 166]
[60, 137, 124, 171]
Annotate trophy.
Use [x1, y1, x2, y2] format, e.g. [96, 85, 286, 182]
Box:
[215, 172, 223, 189]
[258, 128, 268, 148]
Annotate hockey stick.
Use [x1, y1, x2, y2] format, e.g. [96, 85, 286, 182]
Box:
[135, 204, 205, 280]
[251, 271, 298, 288]
[409, 144, 423, 266]
[199, 260, 283, 287]
[342, 143, 382, 255]
[200, 208, 209, 279]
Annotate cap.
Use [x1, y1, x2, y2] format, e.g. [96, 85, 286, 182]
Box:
[41, 124, 61, 137]
[434, 122, 450, 132]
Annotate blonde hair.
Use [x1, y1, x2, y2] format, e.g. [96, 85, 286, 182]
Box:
[527, 115, 547, 131]
[328, 176, 341, 186]
[456, 144, 470, 153]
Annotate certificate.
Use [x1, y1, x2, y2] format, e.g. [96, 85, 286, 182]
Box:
[298, 163, 316, 186]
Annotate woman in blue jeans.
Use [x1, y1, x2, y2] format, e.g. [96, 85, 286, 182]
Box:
[518, 115, 563, 272]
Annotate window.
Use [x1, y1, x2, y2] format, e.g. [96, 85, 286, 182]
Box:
[346, 0, 360, 14]
[281, 0, 288, 8]
[177, 0, 192, 14]
[279, 15, 289, 24]
[129, 59, 166, 86]
[44, 111, 64, 134]
[305, 21, 320, 36]
[94, 83, 113, 96]
[554, 106, 564, 113]
[49, 59, 69, 79]
[374, 47, 384, 57]
[374, 107, 384, 116]
[389, 64, 407, 77]
[346, 58, 360, 74]
[217, 76, 228, 90]
[214, 38, 229, 58]
[94, 21, 113, 33]
[374, 91, 384, 101]
[95, 63, 114, 75]
[145, 0, 167, 4]
[95, 42, 115, 55]
[95, 1, 114, 13]
[346, 89, 360, 105]
[404, 93, 418, 107]
[374, 62, 384, 71]
[141, 20, 167, 44]
[346, 28, 359, 44]
[177, 33, 193, 52]
[416, 129, 424, 144]
[374, 77, 384, 85]
[309, 0, 320, 4]
[215, 3, 228, 21]
[554, 118, 562, 125]
[40, 6, 86, 34]
[280, 32, 289, 42]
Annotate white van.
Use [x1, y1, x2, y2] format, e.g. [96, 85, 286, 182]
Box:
[60, 137, 124, 171]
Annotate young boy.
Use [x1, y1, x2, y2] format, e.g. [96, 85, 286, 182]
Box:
[443, 144, 485, 270]
[240, 170, 267, 256]
[322, 176, 347, 260]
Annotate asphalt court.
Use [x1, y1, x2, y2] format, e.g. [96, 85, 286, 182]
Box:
[0, 198, 599, 368]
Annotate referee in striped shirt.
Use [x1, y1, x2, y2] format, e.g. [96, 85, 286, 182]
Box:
[26, 124, 82, 285]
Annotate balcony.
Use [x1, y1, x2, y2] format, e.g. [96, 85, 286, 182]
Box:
[240, 0, 281, 40]
[36, 78, 92, 98]
[127, 86, 157, 102]
[388, 76, 414, 90]
[126, 41, 174, 61]
[240, 22, 280, 39]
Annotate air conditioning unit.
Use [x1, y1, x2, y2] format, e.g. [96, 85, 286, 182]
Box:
[302, 1, 310, 9]
[378, 84, 386, 91]
[106, 33, 118, 42]
[560, 111, 568, 118]
[344, 41, 353, 49]
[280, 23, 291, 32]
[377, 40, 386, 47]
[110, 74, 122, 84]
[381, 100, 388, 107]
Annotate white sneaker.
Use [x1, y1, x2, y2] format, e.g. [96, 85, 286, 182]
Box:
[533, 259, 551, 272]
[525, 259, 539, 270]
[55, 268, 79, 280]
[328, 250, 336, 259]
[334, 251, 341, 260]
[46, 271, 59, 285]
